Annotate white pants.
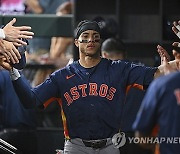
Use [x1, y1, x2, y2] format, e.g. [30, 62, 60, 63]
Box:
[63, 138, 120, 154]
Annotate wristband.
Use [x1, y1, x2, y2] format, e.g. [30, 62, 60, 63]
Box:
[176, 25, 180, 31]
[0, 29, 5, 39]
[10, 68, 21, 80]
[176, 31, 180, 39]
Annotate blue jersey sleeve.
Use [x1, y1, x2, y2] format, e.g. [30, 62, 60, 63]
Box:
[126, 63, 157, 88]
[0, 72, 5, 91]
[13, 71, 60, 108]
[32, 71, 60, 106]
[133, 79, 159, 134]
[113, 60, 157, 90]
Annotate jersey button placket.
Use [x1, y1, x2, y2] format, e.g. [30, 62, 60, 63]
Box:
[85, 72, 91, 81]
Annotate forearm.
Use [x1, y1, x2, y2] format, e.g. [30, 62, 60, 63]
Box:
[50, 38, 69, 59]
[10, 68, 37, 108]
[26, 0, 43, 13]
[12, 77, 37, 108]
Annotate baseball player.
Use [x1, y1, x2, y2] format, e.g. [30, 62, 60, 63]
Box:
[1, 20, 180, 154]
[0, 69, 37, 154]
[133, 69, 180, 154]
[0, 38, 37, 154]
[133, 21, 180, 154]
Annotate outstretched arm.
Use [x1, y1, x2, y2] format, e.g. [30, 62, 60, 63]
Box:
[0, 56, 59, 109]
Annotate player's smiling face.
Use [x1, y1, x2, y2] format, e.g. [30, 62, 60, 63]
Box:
[75, 30, 101, 57]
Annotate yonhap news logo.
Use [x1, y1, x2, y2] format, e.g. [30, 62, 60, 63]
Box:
[112, 132, 180, 148]
[112, 132, 126, 148]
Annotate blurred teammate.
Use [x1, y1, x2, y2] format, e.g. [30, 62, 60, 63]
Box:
[0, 69, 37, 154]
[133, 20, 180, 154]
[0, 26, 37, 153]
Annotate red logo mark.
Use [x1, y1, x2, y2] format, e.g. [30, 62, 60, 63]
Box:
[66, 74, 75, 80]
[174, 89, 180, 105]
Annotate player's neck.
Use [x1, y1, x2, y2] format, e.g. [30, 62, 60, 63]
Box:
[79, 56, 101, 68]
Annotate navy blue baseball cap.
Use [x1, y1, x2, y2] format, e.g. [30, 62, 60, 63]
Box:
[12, 39, 28, 70]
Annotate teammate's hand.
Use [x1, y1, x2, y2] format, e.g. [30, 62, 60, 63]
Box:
[164, 50, 180, 75]
[172, 49, 180, 60]
[161, 57, 175, 75]
[3, 18, 34, 46]
[172, 20, 180, 61]
[172, 20, 180, 39]
[0, 57, 12, 70]
[0, 39, 21, 64]
[157, 45, 171, 64]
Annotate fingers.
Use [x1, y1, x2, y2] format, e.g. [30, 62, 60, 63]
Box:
[157, 45, 171, 64]
[172, 42, 180, 47]
[14, 39, 27, 46]
[17, 27, 34, 36]
[0, 40, 21, 64]
[5, 48, 20, 64]
[8, 18, 16, 26]
[1, 52, 10, 63]
[17, 26, 32, 31]
[172, 26, 178, 34]
[13, 42, 23, 47]
[15, 27, 34, 39]
[0, 58, 12, 70]
[172, 50, 180, 60]
[172, 21, 180, 39]
[0, 55, 5, 58]
[162, 56, 168, 66]
[173, 21, 180, 31]
[12, 44, 21, 59]
[21, 30, 34, 36]
[1, 61, 12, 70]
[19, 33, 34, 39]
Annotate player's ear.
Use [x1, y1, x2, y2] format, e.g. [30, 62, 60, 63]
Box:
[74, 39, 79, 47]
[101, 51, 108, 58]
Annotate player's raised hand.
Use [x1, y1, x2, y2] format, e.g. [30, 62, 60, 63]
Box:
[157, 45, 171, 64]
[3, 18, 34, 46]
[172, 42, 180, 48]
[0, 40, 21, 64]
[172, 21, 180, 48]
[172, 20, 180, 62]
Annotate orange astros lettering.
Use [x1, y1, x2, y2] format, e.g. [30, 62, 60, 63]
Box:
[64, 83, 117, 105]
